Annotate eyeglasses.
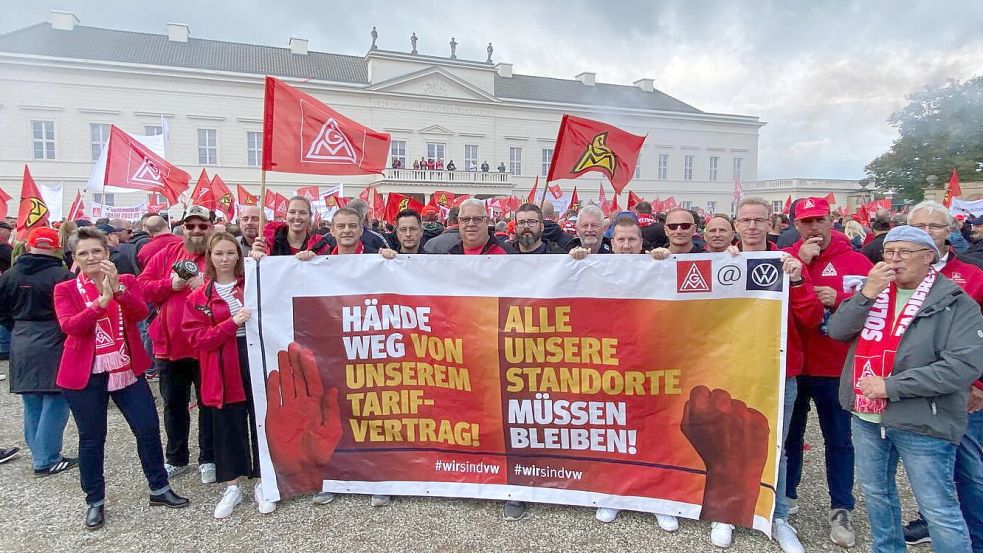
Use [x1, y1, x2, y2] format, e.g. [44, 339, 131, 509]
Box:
[882, 248, 930, 260]
[736, 217, 769, 226]
[184, 223, 211, 231]
[910, 223, 950, 232]
[459, 216, 487, 225]
[666, 223, 693, 231]
[515, 219, 541, 227]
[798, 217, 827, 225]
[396, 226, 420, 234]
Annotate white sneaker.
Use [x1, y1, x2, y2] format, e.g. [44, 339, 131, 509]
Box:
[773, 518, 805, 553]
[656, 514, 679, 532]
[370, 495, 391, 507]
[164, 463, 188, 479]
[213, 485, 243, 519]
[312, 491, 336, 504]
[595, 507, 620, 523]
[254, 482, 276, 514]
[710, 522, 734, 548]
[199, 463, 216, 484]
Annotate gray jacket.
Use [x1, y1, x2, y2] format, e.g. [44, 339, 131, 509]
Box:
[423, 227, 460, 254]
[829, 275, 983, 444]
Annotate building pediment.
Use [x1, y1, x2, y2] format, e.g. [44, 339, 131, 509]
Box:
[366, 67, 499, 103]
[418, 124, 455, 135]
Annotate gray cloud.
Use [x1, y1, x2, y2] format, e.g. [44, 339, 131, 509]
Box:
[2, 0, 982, 180]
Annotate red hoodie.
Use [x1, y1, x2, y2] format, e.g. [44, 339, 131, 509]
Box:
[136, 239, 205, 361]
[787, 232, 873, 377]
[137, 233, 182, 270]
[182, 279, 246, 408]
[939, 251, 983, 391]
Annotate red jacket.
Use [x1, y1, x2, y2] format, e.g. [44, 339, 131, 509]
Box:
[261, 221, 332, 256]
[182, 279, 246, 408]
[137, 240, 205, 361]
[53, 274, 151, 390]
[787, 232, 874, 377]
[137, 233, 182, 270]
[940, 252, 983, 306]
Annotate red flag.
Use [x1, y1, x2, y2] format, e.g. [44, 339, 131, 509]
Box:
[611, 193, 621, 213]
[148, 193, 169, 214]
[943, 168, 961, 208]
[296, 186, 320, 201]
[372, 191, 386, 221]
[823, 192, 837, 206]
[358, 186, 373, 203]
[546, 114, 645, 194]
[0, 187, 11, 220]
[569, 187, 581, 212]
[598, 184, 610, 216]
[210, 175, 236, 220]
[237, 184, 259, 206]
[262, 76, 390, 175]
[16, 166, 50, 240]
[275, 192, 289, 219]
[503, 196, 521, 215]
[732, 177, 744, 203]
[323, 191, 348, 210]
[663, 196, 677, 209]
[526, 176, 540, 205]
[103, 125, 189, 204]
[548, 182, 562, 199]
[449, 194, 471, 208]
[627, 190, 642, 211]
[189, 169, 215, 210]
[783, 195, 792, 215]
[428, 190, 456, 209]
[384, 193, 424, 222]
[66, 189, 86, 221]
[263, 189, 277, 212]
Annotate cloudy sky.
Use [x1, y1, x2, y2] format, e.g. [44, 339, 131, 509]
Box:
[2, 0, 982, 180]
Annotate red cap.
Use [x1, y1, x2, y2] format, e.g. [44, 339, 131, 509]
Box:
[794, 197, 830, 221]
[27, 227, 60, 250]
[422, 206, 437, 216]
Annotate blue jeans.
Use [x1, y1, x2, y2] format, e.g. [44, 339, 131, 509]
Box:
[957, 411, 983, 553]
[21, 392, 70, 470]
[63, 374, 170, 506]
[774, 377, 797, 520]
[786, 375, 855, 510]
[853, 416, 971, 553]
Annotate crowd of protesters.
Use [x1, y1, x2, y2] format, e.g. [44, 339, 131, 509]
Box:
[0, 193, 980, 553]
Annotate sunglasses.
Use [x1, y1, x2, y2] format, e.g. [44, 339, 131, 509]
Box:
[184, 223, 211, 231]
[798, 217, 826, 225]
[666, 223, 693, 231]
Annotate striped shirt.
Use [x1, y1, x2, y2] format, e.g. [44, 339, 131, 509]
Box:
[214, 281, 245, 337]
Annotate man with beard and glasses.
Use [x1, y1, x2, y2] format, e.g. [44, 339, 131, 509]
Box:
[507, 204, 566, 254]
[386, 209, 428, 255]
[137, 205, 216, 484]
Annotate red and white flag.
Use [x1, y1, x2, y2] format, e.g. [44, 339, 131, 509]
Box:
[262, 76, 390, 175]
[66, 189, 86, 221]
[943, 168, 961, 208]
[732, 177, 744, 203]
[548, 182, 563, 199]
[148, 193, 169, 214]
[189, 169, 215, 209]
[627, 190, 643, 211]
[16, 166, 50, 240]
[210, 175, 236, 221]
[526, 176, 539, 205]
[103, 126, 189, 204]
[237, 184, 259, 206]
[296, 186, 320, 201]
[0, 186, 11, 220]
[598, 183, 610, 215]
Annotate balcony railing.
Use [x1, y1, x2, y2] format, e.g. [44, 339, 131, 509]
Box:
[385, 168, 511, 184]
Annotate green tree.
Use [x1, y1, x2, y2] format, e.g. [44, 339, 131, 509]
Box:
[866, 76, 983, 201]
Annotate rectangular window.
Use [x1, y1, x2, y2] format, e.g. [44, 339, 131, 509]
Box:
[89, 123, 111, 161]
[707, 201, 717, 213]
[93, 193, 115, 207]
[733, 157, 743, 181]
[197, 128, 218, 165]
[635, 153, 642, 179]
[246, 131, 262, 167]
[658, 153, 669, 180]
[390, 140, 406, 168]
[709, 156, 719, 181]
[683, 155, 694, 181]
[426, 142, 445, 161]
[772, 200, 784, 214]
[464, 145, 479, 170]
[144, 125, 163, 136]
[509, 147, 522, 176]
[541, 148, 554, 176]
[681, 200, 692, 210]
[31, 120, 55, 160]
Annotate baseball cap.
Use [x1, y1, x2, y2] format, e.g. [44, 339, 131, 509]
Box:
[27, 227, 60, 250]
[966, 214, 983, 226]
[183, 205, 213, 222]
[96, 223, 123, 234]
[794, 197, 830, 221]
[884, 225, 940, 258]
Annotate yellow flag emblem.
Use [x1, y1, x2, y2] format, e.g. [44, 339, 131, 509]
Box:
[573, 133, 616, 177]
[398, 198, 410, 211]
[25, 198, 48, 227]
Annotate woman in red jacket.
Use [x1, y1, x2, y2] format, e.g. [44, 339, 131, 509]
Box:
[250, 196, 331, 260]
[54, 227, 189, 531]
[184, 231, 275, 519]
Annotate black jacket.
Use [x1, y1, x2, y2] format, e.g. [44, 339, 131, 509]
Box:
[641, 222, 668, 251]
[861, 233, 888, 264]
[507, 239, 566, 254]
[0, 253, 72, 329]
[565, 236, 613, 254]
[777, 227, 800, 248]
[542, 221, 573, 250]
[0, 243, 11, 273]
[110, 245, 140, 276]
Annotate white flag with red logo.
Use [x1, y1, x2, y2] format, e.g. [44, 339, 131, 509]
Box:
[66, 188, 86, 221]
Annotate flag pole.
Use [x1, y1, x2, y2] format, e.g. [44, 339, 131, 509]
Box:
[258, 169, 268, 234]
[538, 179, 550, 209]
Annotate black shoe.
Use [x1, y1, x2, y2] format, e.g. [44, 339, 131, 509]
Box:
[903, 515, 931, 545]
[34, 456, 78, 477]
[149, 489, 190, 509]
[85, 504, 104, 530]
[0, 447, 20, 464]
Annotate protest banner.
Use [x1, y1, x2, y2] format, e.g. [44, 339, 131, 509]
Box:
[246, 253, 788, 535]
[91, 200, 149, 221]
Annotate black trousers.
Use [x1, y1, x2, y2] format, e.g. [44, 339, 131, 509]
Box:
[158, 358, 214, 467]
[211, 337, 260, 483]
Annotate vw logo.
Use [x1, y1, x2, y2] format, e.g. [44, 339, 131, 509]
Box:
[716, 264, 742, 286]
[750, 263, 780, 287]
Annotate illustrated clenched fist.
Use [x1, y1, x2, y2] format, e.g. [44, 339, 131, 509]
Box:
[681, 386, 769, 526]
[265, 342, 342, 497]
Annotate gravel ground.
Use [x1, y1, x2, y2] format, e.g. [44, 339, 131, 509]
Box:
[0, 360, 930, 553]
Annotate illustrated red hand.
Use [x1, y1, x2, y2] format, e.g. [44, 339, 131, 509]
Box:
[681, 385, 770, 526]
[265, 342, 342, 498]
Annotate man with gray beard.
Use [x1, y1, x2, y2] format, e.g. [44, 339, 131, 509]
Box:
[137, 205, 216, 483]
[507, 204, 565, 254]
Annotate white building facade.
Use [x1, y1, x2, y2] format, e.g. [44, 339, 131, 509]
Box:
[0, 12, 764, 218]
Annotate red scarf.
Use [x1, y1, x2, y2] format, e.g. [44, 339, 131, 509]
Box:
[77, 274, 136, 391]
[852, 270, 936, 413]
